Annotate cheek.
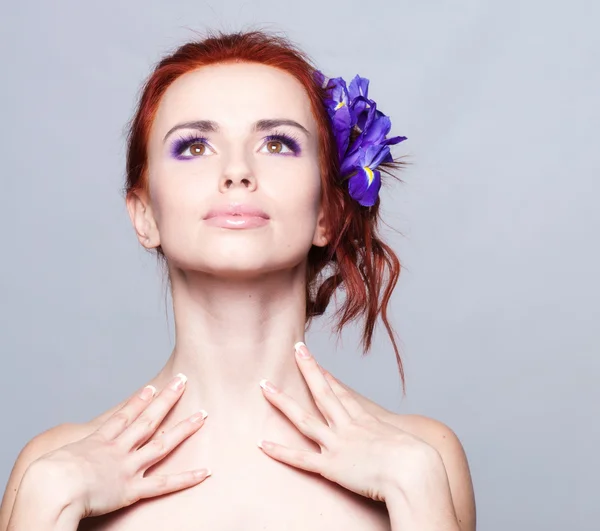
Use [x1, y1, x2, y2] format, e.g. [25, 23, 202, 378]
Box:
[147, 183, 206, 258]
[148, 161, 210, 221]
[268, 156, 321, 204]
[270, 164, 322, 243]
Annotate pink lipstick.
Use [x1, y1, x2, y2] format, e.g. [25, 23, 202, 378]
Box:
[203, 203, 270, 229]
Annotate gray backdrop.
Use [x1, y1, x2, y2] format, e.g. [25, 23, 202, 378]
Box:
[1, 1, 597, 530]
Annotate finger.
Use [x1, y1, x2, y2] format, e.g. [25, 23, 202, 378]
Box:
[131, 410, 208, 472]
[134, 468, 211, 502]
[318, 369, 367, 419]
[293, 342, 350, 425]
[258, 440, 322, 474]
[116, 374, 188, 450]
[259, 380, 333, 447]
[96, 384, 158, 441]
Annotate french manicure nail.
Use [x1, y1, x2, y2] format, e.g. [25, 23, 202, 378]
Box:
[170, 373, 188, 391]
[190, 410, 208, 423]
[139, 385, 157, 401]
[294, 341, 311, 358]
[194, 468, 211, 478]
[259, 379, 278, 393]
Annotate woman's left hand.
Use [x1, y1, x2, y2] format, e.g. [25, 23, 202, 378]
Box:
[257, 342, 449, 504]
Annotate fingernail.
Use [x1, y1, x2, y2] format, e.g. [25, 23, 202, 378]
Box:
[258, 440, 274, 450]
[294, 341, 311, 358]
[170, 373, 188, 391]
[193, 468, 211, 478]
[139, 385, 157, 401]
[190, 410, 208, 423]
[259, 379, 278, 393]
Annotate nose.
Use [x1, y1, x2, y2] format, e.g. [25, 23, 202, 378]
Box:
[219, 151, 257, 193]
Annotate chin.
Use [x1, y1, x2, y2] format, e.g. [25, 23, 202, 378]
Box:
[164, 236, 312, 278]
[187, 253, 307, 281]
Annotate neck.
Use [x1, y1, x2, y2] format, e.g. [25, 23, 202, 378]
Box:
[150, 264, 324, 443]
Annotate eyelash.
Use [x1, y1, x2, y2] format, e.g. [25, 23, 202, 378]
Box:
[170, 130, 302, 160]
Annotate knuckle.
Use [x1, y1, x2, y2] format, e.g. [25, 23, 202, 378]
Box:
[336, 386, 351, 398]
[296, 451, 315, 470]
[137, 414, 157, 431]
[315, 388, 335, 405]
[124, 487, 141, 507]
[89, 429, 110, 445]
[296, 451, 308, 465]
[152, 474, 168, 489]
[350, 416, 370, 429]
[105, 438, 123, 456]
[112, 411, 131, 427]
[320, 384, 336, 397]
[297, 412, 313, 429]
[148, 437, 167, 455]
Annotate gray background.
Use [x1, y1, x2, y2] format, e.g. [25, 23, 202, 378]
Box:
[0, 1, 597, 530]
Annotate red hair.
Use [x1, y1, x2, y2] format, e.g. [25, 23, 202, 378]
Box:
[123, 30, 409, 393]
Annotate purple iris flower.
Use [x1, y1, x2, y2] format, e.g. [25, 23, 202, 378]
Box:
[348, 74, 369, 100]
[348, 75, 370, 121]
[321, 77, 354, 161]
[347, 143, 392, 207]
[341, 105, 407, 176]
[314, 70, 408, 206]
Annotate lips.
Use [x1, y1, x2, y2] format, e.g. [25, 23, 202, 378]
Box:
[203, 203, 269, 220]
[203, 203, 270, 229]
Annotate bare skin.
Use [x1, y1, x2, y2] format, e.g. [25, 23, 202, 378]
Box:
[78, 372, 404, 530]
[0, 362, 474, 531]
[1, 62, 476, 531]
[88, 62, 394, 529]
[37, 373, 440, 531]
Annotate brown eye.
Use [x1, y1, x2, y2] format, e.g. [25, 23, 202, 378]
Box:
[190, 143, 207, 156]
[266, 141, 283, 153]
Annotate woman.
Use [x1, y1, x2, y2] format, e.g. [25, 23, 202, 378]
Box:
[1, 30, 476, 531]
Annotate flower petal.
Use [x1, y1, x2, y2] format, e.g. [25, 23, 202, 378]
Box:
[348, 167, 381, 207]
[365, 144, 392, 169]
[348, 75, 370, 101]
[331, 105, 353, 161]
[382, 134, 408, 146]
[350, 96, 370, 127]
[345, 104, 386, 157]
[363, 112, 392, 145]
[329, 77, 349, 107]
[356, 100, 377, 134]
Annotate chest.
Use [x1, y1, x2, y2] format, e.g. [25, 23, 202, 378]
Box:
[77, 461, 392, 531]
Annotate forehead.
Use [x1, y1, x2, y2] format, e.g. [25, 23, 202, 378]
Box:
[151, 62, 316, 136]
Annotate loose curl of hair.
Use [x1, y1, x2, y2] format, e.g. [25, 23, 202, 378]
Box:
[122, 29, 409, 393]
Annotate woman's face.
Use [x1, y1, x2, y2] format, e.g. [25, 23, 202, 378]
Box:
[133, 62, 328, 278]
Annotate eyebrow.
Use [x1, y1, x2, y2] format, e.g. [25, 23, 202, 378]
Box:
[163, 119, 311, 143]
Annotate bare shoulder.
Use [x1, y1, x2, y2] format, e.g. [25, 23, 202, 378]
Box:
[0, 422, 92, 531]
[384, 411, 474, 479]
[0, 391, 131, 530]
[386, 412, 477, 531]
[328, 373, 476, 531]
[324, 371, 457, 446]
[385, 412, 469, 455]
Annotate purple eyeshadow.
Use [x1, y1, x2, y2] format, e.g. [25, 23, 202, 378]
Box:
[169, 133, 208, 160]
[264, 133, 302, 156]
[168, 130, 302, 159]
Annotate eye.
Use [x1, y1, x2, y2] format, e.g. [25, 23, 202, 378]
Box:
[187, 142, 210, 157]
[180, 140, 215, 158]
[259, 133, 301, 156]
[262, 140, 290, 154]
[170, 133, 215, 159]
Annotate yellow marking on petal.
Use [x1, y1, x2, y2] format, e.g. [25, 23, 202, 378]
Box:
[365, 166, 374, 185]
[335, 101, 346, 110]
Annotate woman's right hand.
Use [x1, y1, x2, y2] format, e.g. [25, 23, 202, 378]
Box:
[29, 373, 210, 519]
